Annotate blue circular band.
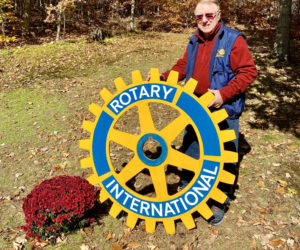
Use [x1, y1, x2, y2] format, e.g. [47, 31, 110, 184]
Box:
[137, 133, 168, 166]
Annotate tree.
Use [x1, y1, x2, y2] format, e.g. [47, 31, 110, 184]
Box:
[23, 0, 31, 35]
[130, 0, 135, 31]
[45, 0, 86, 41]
[274, 0, 292, 62]
[0, 0, 14, 46]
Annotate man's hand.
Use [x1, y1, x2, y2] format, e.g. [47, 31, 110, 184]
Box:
[207, 89, 224, 108]
[146, 72, 165, 81]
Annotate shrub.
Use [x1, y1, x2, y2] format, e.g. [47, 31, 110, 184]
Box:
[21, 175, 98, 240]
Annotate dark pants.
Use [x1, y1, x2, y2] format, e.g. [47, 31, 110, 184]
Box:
[181, 118, 239, 186]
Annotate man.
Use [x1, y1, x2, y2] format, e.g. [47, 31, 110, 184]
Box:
[159, 0, 257, 225]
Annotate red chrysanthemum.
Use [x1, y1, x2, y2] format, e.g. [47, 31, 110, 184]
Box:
[21, 175, 98, 240]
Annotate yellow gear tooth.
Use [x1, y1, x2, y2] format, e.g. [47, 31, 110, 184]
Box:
[183, 78, 198, 94]
[79, 139, 92, 151]
[87, 174, 99, 185]
[100, 88, 113, 103]
[220, 130, 236, 143]
[210, 188, 228, 204]
[197, 203, 213, 220]
[163, 219, 176, 234]
[80, 157, 94, 168]
[81, 120, 95, 133]
[166, 70, 179, 85]
[89, 103, 101, 117]
[149, 68, 160, 82]
[219, 170, 236, 185]
[109, 203, 122, 218]
[99, 189, 110, 203]
[132, 70, 143, 84]
[126, 213, 138, 229]
[114, 77, 127, 91]
[181, 214, 196, 230]
[145, 219, 156, 233]
[198, 91, 215, 106]
[223, 150, 238, 163]
[211, 109, 228, 124]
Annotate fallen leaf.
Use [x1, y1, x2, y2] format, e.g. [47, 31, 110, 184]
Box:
[80, 244, 89, 250]
[147, 242, 158, 250]
[128, 242, 141, 248]
[257, 179, 265, 188]
[8, 152, 15, 158]
[288, 188, 297, 194]
[11, 190, 21, 199]
[15, 173, 23, 178]
[106, 232, 112, 240]
[205, 234, 217, 244]
[275, 187, 285, 195]
[253, 221, 262, 226]
[250, 238, 257, 249]
[241, 163, 250, 169]
[288, 145, 297, 150]
[291, 216, 300, 225]
[84, 237, 92, 243]
[287, 238, 295, 248]
[40, 147, 49, 152]
[183, 244, 189, 250]
[61, 161, 68, 169]
[269, 238, 284, 247]
[210, 229, 219, 235]
[13, 235, 27, 250]
[56, 236, 67, 244]
[112, 243, 123, 250]
[278, 180, 288, 188]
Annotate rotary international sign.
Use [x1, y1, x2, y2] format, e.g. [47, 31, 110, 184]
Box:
[79, 68, 237, 234]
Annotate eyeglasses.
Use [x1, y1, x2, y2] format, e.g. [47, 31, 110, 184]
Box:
[195, 11, 219, 22]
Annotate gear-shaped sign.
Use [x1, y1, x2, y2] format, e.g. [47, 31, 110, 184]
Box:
[79, 68, 238, 234]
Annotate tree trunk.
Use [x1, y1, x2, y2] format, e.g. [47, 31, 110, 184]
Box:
[56, 3, 62, 41]
[23, 0, 31, 35]
[0, 8, 7, 46]
[274, 0, 292, 62]
[130, 0, 135, 32]
[63, 10, 65, 38]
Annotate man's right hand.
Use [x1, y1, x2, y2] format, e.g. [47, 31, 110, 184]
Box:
[146, 72, 165, 81]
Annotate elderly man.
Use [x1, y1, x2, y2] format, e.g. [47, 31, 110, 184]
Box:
[160, 0, 258, 225]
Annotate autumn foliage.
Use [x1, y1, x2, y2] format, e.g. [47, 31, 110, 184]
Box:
[21, 175, 98, 240]
[0, 0, 299, 39]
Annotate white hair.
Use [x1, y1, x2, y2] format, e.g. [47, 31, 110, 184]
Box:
[194, 0, 220, 14]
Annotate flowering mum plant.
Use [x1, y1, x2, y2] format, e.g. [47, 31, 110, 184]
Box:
[22, 175, 98, 240]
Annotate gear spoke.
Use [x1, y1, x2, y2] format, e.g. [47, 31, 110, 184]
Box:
[137, 101, 156, 133]
[117, 156, 143, 185]
[108, 128, 140, 151]
[167, 148, 199, 172]
[149, 166, 169, 200]
[160, 113, 190, 143]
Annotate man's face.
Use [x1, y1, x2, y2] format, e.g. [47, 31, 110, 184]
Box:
[195, 2, 220, 36]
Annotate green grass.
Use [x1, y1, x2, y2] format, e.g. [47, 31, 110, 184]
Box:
[0, 88, 69, 145]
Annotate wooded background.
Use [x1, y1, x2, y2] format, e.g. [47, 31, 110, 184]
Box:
[0, 0, 299, 62]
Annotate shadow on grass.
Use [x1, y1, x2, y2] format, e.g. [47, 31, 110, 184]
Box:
[246, 57, 300, 137]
